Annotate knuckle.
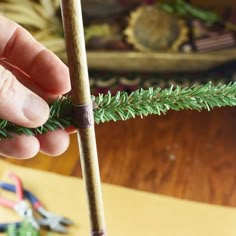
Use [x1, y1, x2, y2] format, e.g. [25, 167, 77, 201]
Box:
[2, 25, 29, 59]
[0, 66, 16, 103]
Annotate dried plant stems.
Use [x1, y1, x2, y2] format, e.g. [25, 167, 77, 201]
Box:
[60, 1, 106, 235]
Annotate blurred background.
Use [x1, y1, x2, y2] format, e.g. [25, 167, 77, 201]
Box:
[1, 0, 236, 207]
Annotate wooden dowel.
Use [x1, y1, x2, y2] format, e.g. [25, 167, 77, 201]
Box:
[60, 1, 106, 235]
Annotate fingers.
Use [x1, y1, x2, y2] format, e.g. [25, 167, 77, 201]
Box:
[0, 59, 58, 101]
[0, 134, 40, 159]
[0, 64, 49, 128]
[0, 130, 70, 159]
[37, 130, 70, 156]
[0, 16, 72, 158]
[0, 15, 71, 96]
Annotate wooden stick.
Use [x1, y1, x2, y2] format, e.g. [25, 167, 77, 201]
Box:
[60, 1, 106, 235]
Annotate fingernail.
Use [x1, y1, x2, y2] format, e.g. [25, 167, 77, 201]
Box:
[23, 94, 49, 126]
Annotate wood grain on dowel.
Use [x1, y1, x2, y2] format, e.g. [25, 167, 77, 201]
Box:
[60, 0, 106, 235]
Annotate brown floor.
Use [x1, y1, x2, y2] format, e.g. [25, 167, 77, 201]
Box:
[3, 107, 236, 207]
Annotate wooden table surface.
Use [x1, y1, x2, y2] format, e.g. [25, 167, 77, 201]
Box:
[3, 107, 236, 207]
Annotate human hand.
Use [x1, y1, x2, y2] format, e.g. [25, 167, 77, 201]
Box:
[0, 16, 71, 159]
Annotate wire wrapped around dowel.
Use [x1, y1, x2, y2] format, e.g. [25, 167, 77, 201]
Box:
[72, 102, 94, 129]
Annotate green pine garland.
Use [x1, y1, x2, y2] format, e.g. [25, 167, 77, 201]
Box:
[6, 222, 54, 236]
[7, 222, 40, 236]
[0, 82, 235, 140]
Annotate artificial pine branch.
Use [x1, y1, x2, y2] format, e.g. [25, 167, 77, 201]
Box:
[0, 82, 235, 140]
[7, 222, 40, 236]
[94, 82, 236, 123]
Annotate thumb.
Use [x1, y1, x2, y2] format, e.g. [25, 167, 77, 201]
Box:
[0, 65, 49, 128]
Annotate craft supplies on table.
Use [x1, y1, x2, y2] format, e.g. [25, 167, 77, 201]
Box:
[1, 159, 236, 236]
[0, 171, 73, 235]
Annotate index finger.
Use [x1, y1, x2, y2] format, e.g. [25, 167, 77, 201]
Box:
[0, 16, 71, 95]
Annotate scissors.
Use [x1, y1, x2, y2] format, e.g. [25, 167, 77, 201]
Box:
[0, 172, 74, 233]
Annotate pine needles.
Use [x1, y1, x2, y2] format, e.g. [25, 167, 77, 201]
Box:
[0, 82, 235, 140]
[7, 222, 40, 236]
[94, 82, 236, 123]
[0, 97, 72, 139]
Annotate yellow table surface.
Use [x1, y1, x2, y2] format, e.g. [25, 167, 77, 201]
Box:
[0, 159, 236, 236]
